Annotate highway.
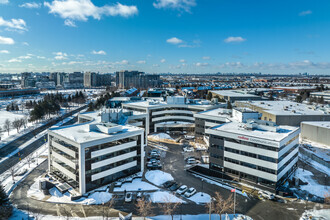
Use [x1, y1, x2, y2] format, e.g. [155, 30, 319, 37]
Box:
[0, 105, 86, 175]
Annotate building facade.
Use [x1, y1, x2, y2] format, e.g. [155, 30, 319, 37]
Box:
[115, 70, 161, 89]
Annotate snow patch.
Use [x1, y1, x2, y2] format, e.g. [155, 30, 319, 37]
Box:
[145, 170, 174, 186]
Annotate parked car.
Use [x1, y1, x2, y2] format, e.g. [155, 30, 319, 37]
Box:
[136, 192, 143, 201]
[169, 183, 180, 191]
[258, 191, 275, 200]
[163, 181, 175, 188]
[184, 187, 196, 197]
[187, 158, 197, 164]
[125, 192, 133, 202]
[114, 181, 122, 187]
[176, 185, 188, 195]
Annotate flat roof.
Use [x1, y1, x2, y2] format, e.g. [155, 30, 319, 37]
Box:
[273, 86, 317, 90]
[241, 100, 329, 116]
[213, 122, 298, 141]
[211, 90, 260, 98]
[123, 100, 217, 108]
[49, 123, 143, 144]
[197, 108, 231, 117]
[301, 121, 330, 129]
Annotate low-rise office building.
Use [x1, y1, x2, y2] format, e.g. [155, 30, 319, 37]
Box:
[48, 122, 144, 195]
[236, 100, 330, 126]
[206, 120, 300, 192]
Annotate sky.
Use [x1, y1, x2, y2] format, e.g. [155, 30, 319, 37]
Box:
[0, 0, 330, 74]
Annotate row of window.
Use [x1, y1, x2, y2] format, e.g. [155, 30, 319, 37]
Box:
[224, 146, 277, 163]
[278, 135, 299, 152]
[278, 144, 298, 163]
[224, 157, 276, 175]
[277, 152, 298, 174]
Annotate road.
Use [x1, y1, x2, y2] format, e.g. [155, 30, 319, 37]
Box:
[0, 105, 86, 175]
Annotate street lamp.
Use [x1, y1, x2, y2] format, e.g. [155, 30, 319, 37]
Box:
[201, 179, 204, 196]
[209, 197, 215, 220]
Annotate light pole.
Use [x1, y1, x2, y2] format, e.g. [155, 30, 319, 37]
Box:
[209, 197, 214, 220]
[305, 196, 308, 210]
[201, 179, 204, 196]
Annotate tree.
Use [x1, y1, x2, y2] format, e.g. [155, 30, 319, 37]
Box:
[295, 95, 303, 103]
[207, 192, 234, 220]
[207, 92, 213, 101]
[102, 196, 116, 220]
[12, 118, 23, 133]
[3, 119, 11, 136]
[158, 195, 180, 220]
[226, 101, 232, 109]
[26, 154, 34, 168]
[135, 198, 153, 220]
[9, 167, 15, 184]
[0, 184, 12, 219]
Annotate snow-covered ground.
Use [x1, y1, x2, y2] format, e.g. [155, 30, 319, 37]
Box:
[301, 140, 330, 162]
[292, 168, 329, 198]
[152, 214, 253, 220]
[148, 133, 174, 141]
[299, 209, 330, 220]
[145, 170, 174, 186]
[113, 178, 159, 192]
[188, 192, 211, 204]
[148, 191, 184, 203]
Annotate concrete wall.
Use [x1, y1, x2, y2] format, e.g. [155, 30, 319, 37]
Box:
[301, 123, 330, 146]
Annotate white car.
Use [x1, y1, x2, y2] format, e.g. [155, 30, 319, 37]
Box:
[258, 190, 275, 200]
[184, 187, 196, 197]
[125, 192, 133, 202]
[187, 158, 197, 164]
[176, 185, 188, 195]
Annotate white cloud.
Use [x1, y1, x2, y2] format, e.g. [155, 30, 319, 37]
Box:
[19, 2, 41, 8]
[202, 56, 210, 60]
[137, 60, 146, 64]
[91, 50, 106, 55]
[166, 37, 183, 44]
[153, 64, 160, 67]
[115, 60, 129, 65]
[54, 52, 68, 60]
[153, 0, 196, 13]
[64, 19, 77, 27]
[0, 50, 9, 54]
[0, 36, 14, 45]
[160, 58, 166, 63]
[18, 55, 32, 59]
[0, 17, 27, 31]
[224, 36, 246, 43]
[195, 62, 209, 67]
[37, 56, 46, 59]
[22, 42, 29, 46]
[0, 0, 8, 4]
[179, 59, 185, 63]
[8, 58, 22, 63]
[299, 10, 312, 16]
[44, 0, 138, 25]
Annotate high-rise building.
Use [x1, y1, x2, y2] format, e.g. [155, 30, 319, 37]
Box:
[84, 72, 97, 88]
[115, 70, 161, 89]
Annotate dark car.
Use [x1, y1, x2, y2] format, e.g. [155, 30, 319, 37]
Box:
[163, 181, 175, 188]
[169, 183, 180, 191]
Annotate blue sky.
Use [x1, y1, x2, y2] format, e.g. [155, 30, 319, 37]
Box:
[0, 0, 329, 74]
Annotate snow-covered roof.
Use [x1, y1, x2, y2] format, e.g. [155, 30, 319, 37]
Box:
[211, 90, 260, 98]
[301, 121, 330, 129]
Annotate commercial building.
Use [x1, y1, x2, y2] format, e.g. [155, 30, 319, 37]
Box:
[236, 100, 330, 126]
[310, 91, 330, 103]
[206, 119, 300, 192]
[210, 90, 263, 103]
[48, 122, 144, 195]
[301, 121, 330, 146]
[122, 96, 225, 134]
[115, 70, 161, 89]
[271, 86, 317, 93]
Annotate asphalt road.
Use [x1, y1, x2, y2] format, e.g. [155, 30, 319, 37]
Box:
[0, 105, 86, 175]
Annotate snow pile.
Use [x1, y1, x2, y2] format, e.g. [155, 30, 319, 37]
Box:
[300, 209, 330, 220]
[113, 178, 159, 192]
[27, 177, 45, 200]
[81, 191, 113, 205]
[145, 170, 174, 186]
[293, 168, 329, 198]
[149, 191, 184, 203]
[47, 187, 73, 203]
[148, 133, 174, 140]
[188, 192, 211, 204]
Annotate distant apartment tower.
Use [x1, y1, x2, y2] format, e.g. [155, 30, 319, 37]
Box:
[84, 72, 112, 88]
[116, 70, 160, 89]
[21, 72, 36, 88]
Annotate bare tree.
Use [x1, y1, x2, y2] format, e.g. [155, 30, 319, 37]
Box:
[158, 195, 180, 220]
[12, 118, 23, 133]
[32, 208, 44, 220]
[135, 198, 153, 220]
[3, 119, 11, 136]
[60, 205, 71, 220]
[26, 154, 34, 168]
[102, 195, 116, 220]
[9, 167, 15, 184]
[207, 192, 234, 220]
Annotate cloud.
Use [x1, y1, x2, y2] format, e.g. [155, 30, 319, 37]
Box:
[19, 2, 41, 8]
[153, 0, 196, 13]
[0, 36, 14, 44]
[54, 52, 68, 60]
[8, 58, 22, 63]
[64, 19, 77, 27]
[91, 50, 106, 55]
[0, 17, 27, 31]
[0, 0, 8, 4]
[0, 50, 9, 54]
[160, 58, 166, 63]
[195, 62, 209, 67]
[299, 10, 312, 16]
[137, 60, 146, 64]
[44, 0, 138, 25]
[202, 56, 210, 60]
[115, 60, 129, 65]
[224, 36, 246, 43]
[22, 42, 29, 46]
[166, 37, 183, 45]
[179, 59, 185, 63]
[153, 64, 160, 67]
[18, 55, 32, 59]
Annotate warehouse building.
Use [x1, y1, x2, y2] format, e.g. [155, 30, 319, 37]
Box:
[210, 90, 264, 103]
[301, 121, 330, 146]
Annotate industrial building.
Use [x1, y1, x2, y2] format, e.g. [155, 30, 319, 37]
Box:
[300, 121, 330, 146]
[236, 100, 330, 126]
[210, 90, 264, 103]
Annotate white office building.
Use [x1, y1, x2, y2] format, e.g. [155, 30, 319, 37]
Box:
[48, 122, 144, 195]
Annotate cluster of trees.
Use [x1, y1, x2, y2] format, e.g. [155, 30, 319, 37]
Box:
[0, 184, 12, 219]
[29, 92, 86, 122]
[295, 91, 325, 104]
[87, 92, 120, 112]
[0, 118, 28, 136]
[6, 103, 19, 112]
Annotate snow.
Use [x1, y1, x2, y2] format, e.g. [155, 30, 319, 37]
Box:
[145, 170, 174, 186]
[188, 192, 211, 204]
[27, 177, 45, 201]
[300, 209, 330, 220]
[151, 214, 253, 220]
[113, 178, 159, 192]
[148, 191, 184, 203]
[148, 133, 174, 140]
[293, 168, 329, 198]
[301, 140, 330, 162]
